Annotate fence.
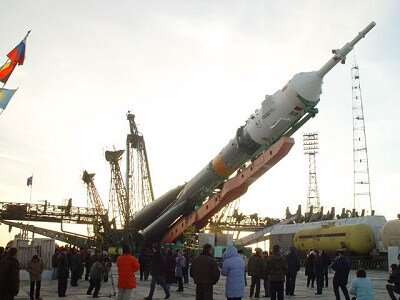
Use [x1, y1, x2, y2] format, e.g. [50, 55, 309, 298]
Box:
[13, 238, 55, 270]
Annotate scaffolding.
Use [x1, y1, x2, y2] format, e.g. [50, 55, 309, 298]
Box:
[351, 63, 372, 213]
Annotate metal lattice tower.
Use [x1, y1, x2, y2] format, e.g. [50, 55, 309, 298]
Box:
[126, 113, 154, 216]
[351, 63, 372, 213]
[303, 132, 320, 211]
[105, 150, 129, 228]
[82, 170, 107, 235]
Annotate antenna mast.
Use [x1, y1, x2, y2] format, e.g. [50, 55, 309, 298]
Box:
[351, 62, 372, 213]
[303, 132, 320, 211]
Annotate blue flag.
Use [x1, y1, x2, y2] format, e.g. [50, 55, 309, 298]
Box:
[0, 88, 18, 110]
[27, 176, 33, 186]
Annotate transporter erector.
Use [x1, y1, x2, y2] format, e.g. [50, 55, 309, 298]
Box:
[133, 22, 376, 243]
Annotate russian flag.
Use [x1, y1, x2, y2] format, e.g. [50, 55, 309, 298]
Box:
[7, 30, 31, 65]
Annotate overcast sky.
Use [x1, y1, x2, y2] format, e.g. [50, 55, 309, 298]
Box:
[0, 0, 399, 246]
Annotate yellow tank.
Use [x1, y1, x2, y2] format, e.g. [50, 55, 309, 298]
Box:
[381, 219, 400, 248]
[294, 223, 375, 255]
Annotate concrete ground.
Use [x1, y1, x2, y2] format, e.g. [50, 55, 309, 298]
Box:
[16, 268, 392, 300]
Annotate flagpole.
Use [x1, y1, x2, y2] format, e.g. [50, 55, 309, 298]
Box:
[27, 174, 33, 231]
[0, 62, 9, 94]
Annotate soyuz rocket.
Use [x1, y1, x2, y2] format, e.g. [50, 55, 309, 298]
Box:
[130, 22, 376, 243]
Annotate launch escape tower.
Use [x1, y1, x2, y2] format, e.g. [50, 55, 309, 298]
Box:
[126, 113, 154, 216]
[351, 63, 372, 213]
[303, 132, 320, 211]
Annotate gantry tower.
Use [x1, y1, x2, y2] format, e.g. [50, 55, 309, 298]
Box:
[82, 170, 110, 235]
[126, 113, 154, 216]
[351, 63, 372, 213]
[303, 132, 320, 211]
[105, 150, 129, 228]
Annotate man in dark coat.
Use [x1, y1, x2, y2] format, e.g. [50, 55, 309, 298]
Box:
[314, 251, 325, 295]
[190, 243, 220, 300]
[386, 263, 400, 300]
[0, 247, 20, 300]
[57, 247, 69, 297]
[266, 244, 288, 300]
[84, 248, 92, 281]
[305, 251, 316, 288]
[163, 248, 176, 292]
[285, 246, 301, 296]
[138, 248, 149, 281]
[70, 248, 83, 286]
[51, 248, 60, 280]
[331, 251, 351, 300]
[247, 247, 265, 298]
[144, 245, 170, 300]
[321, 250, 331, 287]
[262, 251, 270, 297]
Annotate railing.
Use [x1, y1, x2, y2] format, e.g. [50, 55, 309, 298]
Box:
[0, 201, 107, 224]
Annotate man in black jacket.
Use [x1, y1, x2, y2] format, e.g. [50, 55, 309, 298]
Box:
[144, 245, 170, 300]
[57, 247, 69, 297]
[70, 248, 83, 286]
[331, 251, 351, 300]
[0, 247, 20, 300]
[285, 246, 300, 296]
[386, 263, 400, 300]
[321, 250, 331, 287]
[314, 251, 324, 295]
[190, 244, 220, 300]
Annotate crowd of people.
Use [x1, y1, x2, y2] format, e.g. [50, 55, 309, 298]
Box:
[0, 243, 399, 300]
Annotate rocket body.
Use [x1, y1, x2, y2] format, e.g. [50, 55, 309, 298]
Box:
[136, 22, 376, 243]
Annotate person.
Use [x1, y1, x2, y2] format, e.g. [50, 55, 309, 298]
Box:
[221, 245, 245, 300]
[190, 243, 220, 300]
[84, 248, 92, 281]
[237, 249, 248, 286]
[51, 248, 60, 280]
[87, 256, 105, 298]
[305, 250, 316, 288]
[321, 250, 331, 287]
[103, 253, 112, 282]
[175, 250, 186, 292]
[266, 244, 288, 300]
[70, 248, 83, 286]
[0, 247, 20, 300]
[247, 247, 265, 298]
[57, 247, 69, 297]
[144, 245, 170, 300]
[386, 263, 400, 300]
[138, 248, 149, 281]
[182, 249, 190, 284]
[314, 250, 325, 295]
[262, 251, 270, 297]
[163, 248, 176, 295]
[285, 246, 300, 296]
[116, 244, 140, 300]
[332, 251, 351, 300]
[349, 268, 375, 300]
[27, 254, 44, 300]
